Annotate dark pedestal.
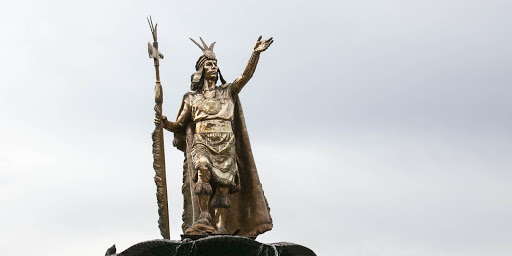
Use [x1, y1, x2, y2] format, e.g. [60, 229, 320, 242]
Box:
[109, 235, 316, 256]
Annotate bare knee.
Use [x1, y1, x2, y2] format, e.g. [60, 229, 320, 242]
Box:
[216, 186, 229, 196]
[197, 165, 210, 183]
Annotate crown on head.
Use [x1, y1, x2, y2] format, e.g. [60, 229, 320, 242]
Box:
[190, 37, 216, 60]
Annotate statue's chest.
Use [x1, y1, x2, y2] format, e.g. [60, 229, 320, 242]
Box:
[190, 88, 234, 121]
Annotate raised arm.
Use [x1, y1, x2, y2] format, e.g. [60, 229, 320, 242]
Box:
[231, 36, 273, 95]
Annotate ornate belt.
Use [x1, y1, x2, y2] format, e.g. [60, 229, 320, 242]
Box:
[195, 120, 232, 133]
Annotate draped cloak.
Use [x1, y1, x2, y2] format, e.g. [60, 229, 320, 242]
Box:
[173, 84, 272, 237]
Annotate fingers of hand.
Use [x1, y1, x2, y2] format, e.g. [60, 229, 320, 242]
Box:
[261, 37, 273, 50]
[255, 36, 273, 51]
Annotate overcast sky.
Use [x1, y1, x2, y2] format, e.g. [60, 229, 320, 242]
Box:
[1, 0, 511, 255]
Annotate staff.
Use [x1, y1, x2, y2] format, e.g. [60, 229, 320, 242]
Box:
[147, 16, 170, 239]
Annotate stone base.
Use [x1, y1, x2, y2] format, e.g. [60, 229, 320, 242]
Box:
[107, 235, 316, 256]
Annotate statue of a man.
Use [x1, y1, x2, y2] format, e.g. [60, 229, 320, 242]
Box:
[158, 36, 274, 236]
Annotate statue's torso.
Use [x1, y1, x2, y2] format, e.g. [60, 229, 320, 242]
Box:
[186, 84, 238, 186]
[188, 84, 234, 124]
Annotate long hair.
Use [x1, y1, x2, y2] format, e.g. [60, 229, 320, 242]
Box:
[190, 71, 206, 91]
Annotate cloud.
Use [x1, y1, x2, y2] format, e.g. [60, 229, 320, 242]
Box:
[1, 0, 511, 255]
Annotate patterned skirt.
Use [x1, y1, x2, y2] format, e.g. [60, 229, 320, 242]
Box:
[191, 132, 238, 187]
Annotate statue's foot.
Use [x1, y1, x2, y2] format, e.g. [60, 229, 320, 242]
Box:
[185, 223, 216, 235]
[184, 212, 216, 235]
[216, 227, 228, 234]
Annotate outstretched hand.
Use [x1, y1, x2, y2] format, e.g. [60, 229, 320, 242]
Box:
[254, 36, 273, 53]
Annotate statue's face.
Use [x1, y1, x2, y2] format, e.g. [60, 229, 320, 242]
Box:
[203, 60, 218, 80]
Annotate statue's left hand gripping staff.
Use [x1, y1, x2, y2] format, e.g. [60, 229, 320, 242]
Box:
[147, 16, 170, 240]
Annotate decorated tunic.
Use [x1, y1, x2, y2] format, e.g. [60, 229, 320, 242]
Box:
[176, 83, 238, 187]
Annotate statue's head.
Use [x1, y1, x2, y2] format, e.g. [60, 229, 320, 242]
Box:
[190, 37, 226, 91]
[203, 59, 218, 80]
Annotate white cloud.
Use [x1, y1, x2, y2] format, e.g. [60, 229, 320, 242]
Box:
[1, 0, 511, 255]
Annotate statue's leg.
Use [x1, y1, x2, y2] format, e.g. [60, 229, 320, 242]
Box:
[184, 164, 216, 235]
[211, 186, 230, 234]
[195, 165, 212, 213]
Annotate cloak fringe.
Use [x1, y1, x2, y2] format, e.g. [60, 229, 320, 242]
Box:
[247, 223, 273, 237]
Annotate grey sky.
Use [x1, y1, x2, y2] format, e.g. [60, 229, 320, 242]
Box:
[1, 0, 511, 255]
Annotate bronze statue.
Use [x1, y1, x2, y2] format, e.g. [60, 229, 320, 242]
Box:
[150, 20, 273, 237]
